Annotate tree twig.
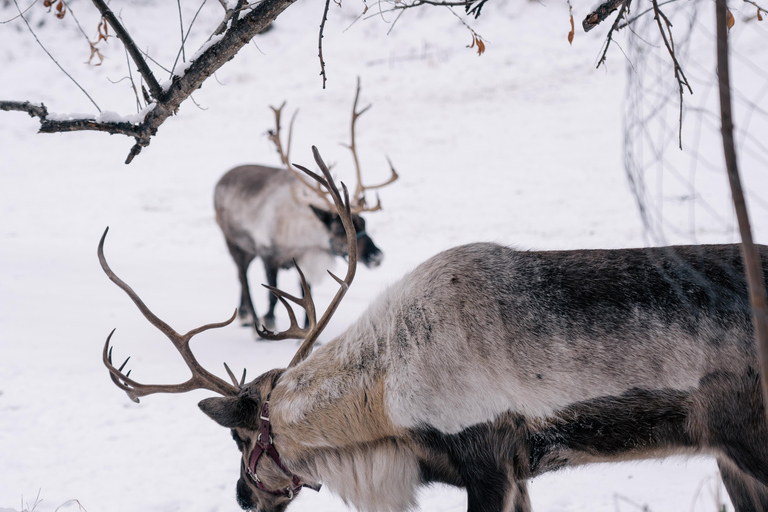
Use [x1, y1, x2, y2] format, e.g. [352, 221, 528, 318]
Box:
[170, 0, 209, 78]
[176, 0, 186, 63]
[0, 101, 48, 119]
[2, 0, 301, 163]
[715, 0, 768, 426]
[742, 0, 768, 15]
[90, 0, 163, 101]
[13, 0, 101, 112]
[318, 0, 331, 89]
[583, 0, 626, 32]
[125, 47, 143, 113]
[1, 0, 38, 24]
[596, 0, 631, 69]
[652, 0, 692, 149]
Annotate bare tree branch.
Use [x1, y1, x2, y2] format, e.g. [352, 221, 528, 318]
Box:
[13, 0, 101, 112]
[90, 0, 163, 101]
[1, 101, 48, 119]
[652, 0, 692, 149]
[583, 0, 625, 32]
[596, 0, 631, 68]
[1, 100, 143, 136]
[2, 0, 300, 164]
[319, 0, 331, 89]
[176, 0, 187, 63]
[715, 0, 768, 425]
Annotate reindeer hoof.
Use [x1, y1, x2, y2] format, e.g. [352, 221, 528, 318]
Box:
[261, 316, 276, 331]
[239, 310, 255, 327]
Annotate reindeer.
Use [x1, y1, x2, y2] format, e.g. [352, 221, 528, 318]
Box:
[100, 147, 768, 512]
[214, 80, 397, 333]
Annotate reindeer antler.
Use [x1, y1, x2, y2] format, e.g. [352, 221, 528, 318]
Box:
[256, 146, 357, 367]
[268, 102, 334, 211]
[345, 77, 399, 214]
[99, 228, 243, 402]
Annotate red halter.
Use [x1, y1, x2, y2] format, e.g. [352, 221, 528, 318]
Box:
[246, 401, 317, 499]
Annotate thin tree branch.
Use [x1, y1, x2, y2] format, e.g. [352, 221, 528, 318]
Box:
[125, 47, 143, 113]
[232, 0, 246, 24]
[583, 0, 625, 32]
[177, 0, 187, 63]
[651, 0, 692, 149]
[2, 0, 300, 164]
[596, 0, 631, 69]
[0, 101, 48, 119]
[319, 0, 331, 89]
[619, 0, 680, 28]
[13, 0, 101, 112]
[742, 0, 768, 14]
[715, 0, 768, 426]
[170, 0, 209, 78]
[0, 100, 143, 136]
[90, 0, 164, 101]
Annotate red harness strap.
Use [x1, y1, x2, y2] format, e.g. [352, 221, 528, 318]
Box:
[246, 401, 311, 499]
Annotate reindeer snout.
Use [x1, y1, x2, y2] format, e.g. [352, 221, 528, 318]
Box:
[365, 249, 384, 268]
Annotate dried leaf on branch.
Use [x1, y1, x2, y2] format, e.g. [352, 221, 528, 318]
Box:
[467, 33, 486, 56]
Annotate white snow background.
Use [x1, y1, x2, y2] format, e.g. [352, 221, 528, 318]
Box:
[1, 0, 767, 511]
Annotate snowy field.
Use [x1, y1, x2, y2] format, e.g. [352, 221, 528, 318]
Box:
[1, 0, 767, 511]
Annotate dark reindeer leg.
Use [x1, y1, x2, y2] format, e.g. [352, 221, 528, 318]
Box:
[700, 370, 768, 487]
[263, 257, 279, 331]
[226, 241, 257, 327]
[506, 479, 531, 512]
[718, 457, 768, 512]
[463, 468, 510, 512]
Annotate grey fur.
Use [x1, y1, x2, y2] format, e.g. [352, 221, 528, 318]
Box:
[214, 164, 383, 331]
[201, 243, 767, 512]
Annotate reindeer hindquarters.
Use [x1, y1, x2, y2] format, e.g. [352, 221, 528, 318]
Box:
[698, 369, 768, 487]
[226, 240, 258, 327]
[718, 456, 768, 512]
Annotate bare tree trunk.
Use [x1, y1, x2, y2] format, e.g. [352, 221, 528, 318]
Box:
[715, 0, 768, 420]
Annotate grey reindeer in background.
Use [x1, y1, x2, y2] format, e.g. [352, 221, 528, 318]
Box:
[214, 81, 397, 333]
[101, 147, 768, 512]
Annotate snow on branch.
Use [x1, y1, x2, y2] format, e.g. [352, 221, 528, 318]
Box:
[1, 0, 299, 164]
[582, 0, 627, 32]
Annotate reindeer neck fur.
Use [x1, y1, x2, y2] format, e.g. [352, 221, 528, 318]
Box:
[269, 322, 419, 512]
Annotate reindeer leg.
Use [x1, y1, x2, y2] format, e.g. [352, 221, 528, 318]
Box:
[226, 241, 257, 327]
[701, 371, 768, 487]
[263, 258, 279, 331]
[463, 467, 514, 512]
[718, 456, 768, 512]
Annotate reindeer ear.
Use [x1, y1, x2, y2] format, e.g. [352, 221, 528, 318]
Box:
[198, 396, 260, 429]
[309, 205, 335, 228]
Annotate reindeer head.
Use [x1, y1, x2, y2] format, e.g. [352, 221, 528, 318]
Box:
[100, 147, 356, 512]
[309, 205, 382, 268]
[268, 78, 396, 270]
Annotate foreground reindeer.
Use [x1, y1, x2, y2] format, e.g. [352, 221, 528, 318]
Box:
[101, 147, 768, 512]
[214, 81, 396, 332]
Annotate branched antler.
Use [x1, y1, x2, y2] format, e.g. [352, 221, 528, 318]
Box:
[99, 227, 242, 402]
[268, 103, 334, 211]
[344, 78, 399, 214]
[256, 146, 357, 367]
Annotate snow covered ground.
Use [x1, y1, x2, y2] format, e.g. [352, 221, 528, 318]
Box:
[1, 0, 767, 511]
